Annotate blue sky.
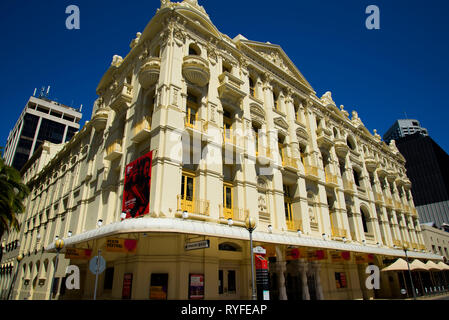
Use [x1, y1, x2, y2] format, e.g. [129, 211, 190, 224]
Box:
[0, 0, 448, 153]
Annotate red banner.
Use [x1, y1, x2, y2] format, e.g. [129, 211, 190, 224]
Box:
[122, 273, 133, 299]
[122, 151, 153, 219]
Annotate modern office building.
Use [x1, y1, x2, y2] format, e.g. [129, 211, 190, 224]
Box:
[383, 119, 428, 144]
[0, 0, 443, 301]
[3, 93, 82, 171]
[393, 132, 449, 228]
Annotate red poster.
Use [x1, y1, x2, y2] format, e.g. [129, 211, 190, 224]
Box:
[122, 273, 133, 300]
[189, 274, 204, 300]
[122, 151, 153, 219]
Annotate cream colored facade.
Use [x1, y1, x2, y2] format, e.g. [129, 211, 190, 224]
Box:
[1, 0, 442, 301]
[421, 225, 449, 261]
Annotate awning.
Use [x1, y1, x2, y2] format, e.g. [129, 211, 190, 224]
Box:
[437, 261, 449, 271]
[381, 258, 410, 272]
[410, 259, 429, 271]
[45, 217, 443, 261]
[426, 260, 444, 271]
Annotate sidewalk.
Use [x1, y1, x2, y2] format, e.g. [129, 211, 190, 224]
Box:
[406, 292, 449, 300]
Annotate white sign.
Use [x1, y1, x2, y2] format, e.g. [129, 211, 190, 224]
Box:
[185, 240, 210, 251]
[253, 246, 266, 254]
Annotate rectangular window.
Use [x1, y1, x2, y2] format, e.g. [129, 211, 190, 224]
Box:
[228, 270, 236, 294]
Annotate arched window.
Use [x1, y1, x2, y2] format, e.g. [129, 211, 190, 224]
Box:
[219, 242, 241, 252]
[188, 44, 201, 56]
[361, 207, 369, 233]
[347, 136, 356, 151]
[249, 77, 256, 97]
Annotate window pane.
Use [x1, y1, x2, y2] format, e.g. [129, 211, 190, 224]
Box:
[186, 177, 193, 200]
[225, 187, 232, 209]
[228, 270, 236, 293]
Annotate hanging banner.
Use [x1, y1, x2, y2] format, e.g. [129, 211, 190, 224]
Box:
[105, 238, 138, 253]
[189, 274, 204, 300]
[286, 248, 304, 261]
[122, 151, 153, 219]
[65, 248, 92, 260]
[306, 249, 327, 261]
[355, 253, 375, 264]
[122, 273, 133, 300]
[330, 251, 351, 263]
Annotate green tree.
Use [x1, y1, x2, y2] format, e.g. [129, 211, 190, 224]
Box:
[0, 154, 29, 237]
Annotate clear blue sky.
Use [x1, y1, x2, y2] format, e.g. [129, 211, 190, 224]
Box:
[0, 0, 448, 153]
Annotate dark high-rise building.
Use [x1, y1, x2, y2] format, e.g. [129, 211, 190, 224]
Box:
[3, 92, 82, 171]
[383, 119, 428, 144]
[394, 132, 449, 228]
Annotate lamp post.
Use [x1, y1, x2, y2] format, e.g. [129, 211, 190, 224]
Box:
[6, 254, 23, 300]
[245, 216, 257, 300]
[403, 244, 417, 300]
[50, 239, 64, 300]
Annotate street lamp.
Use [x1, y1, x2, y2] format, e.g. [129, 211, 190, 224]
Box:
[403, 244, 417, 300]
[50, 239, 64, 300]
[6, 254, 23, 300]
[245, 216, 257, 301]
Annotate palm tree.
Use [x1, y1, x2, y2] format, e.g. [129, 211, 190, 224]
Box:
[0, 154, 29, 238]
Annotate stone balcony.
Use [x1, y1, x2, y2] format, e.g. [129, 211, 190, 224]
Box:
[343, 179, 356, 194]
[304, 164, 319, 181]
[316, 127, 334, 148]
[334, 138, 350, 157]
[286, 219, 303, 232]
[105, 139, 123, 161]
[177, 195, 210, 221]
[182, 55, 210, 87]
[364, 155, 379, 172]
[91, 107, 109, 132]
[219, 206, 249, 226]
[325, 169, 339, 187]
[217, 72, 246, 106]
[110, 83, 133, 115]
[138, 57, 161, 89]
[282, 156, 299, 172]
[131, 116, 152, 143]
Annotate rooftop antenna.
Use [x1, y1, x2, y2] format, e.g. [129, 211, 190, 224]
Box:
[33, 88, 37, 97]
[80, 104, 83, 112]
[404, 111, 409, 119]
[46, 86, 51, 97]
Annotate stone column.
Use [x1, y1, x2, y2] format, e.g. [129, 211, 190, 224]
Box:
[275, 246, 288, 300]
[298, 259, 310, 300]
[312, 261, 324, 300]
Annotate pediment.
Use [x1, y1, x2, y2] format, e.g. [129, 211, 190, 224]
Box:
[238, 40, 314, 91]
[274, 117, 289, 130]
[250, 103, 265, 119]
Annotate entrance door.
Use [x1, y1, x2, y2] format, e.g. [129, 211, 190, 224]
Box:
[219, 268, 239, 299]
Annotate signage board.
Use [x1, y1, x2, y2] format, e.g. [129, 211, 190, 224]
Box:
[185, 240, 210, 251]
[253, 246, 266, 254]
[105, 238, 138, 253]
[65, 248, 92, 260]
